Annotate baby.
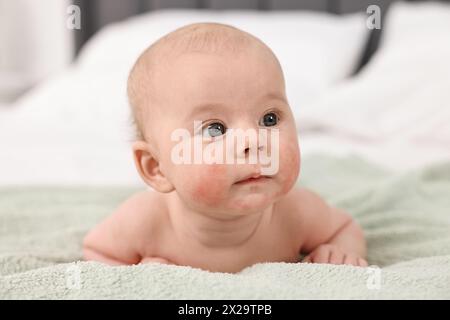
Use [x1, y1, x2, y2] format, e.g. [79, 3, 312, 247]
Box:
[83, 23, 368, 273]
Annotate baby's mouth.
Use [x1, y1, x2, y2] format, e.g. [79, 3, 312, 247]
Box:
[234, 174, 271, 185]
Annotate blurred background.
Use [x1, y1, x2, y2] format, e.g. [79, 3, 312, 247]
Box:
[0, 0, 449, 186]
[0, 0, 73, 102]
[0, 0, 391, 103]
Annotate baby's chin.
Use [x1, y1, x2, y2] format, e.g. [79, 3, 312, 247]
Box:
[180, 177, 288, 215]
[227, 190, 278, 214]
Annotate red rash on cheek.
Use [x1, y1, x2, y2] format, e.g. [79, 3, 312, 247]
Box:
[279, 143, 301, 194]
[190, 165, 228, 206]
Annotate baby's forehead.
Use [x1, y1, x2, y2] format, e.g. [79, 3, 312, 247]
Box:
[129, 23, 262, 101]
[127, 23, 281, 139]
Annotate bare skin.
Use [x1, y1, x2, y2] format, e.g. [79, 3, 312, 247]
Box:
[83, 23, 368, 272]
[83, 188, 367, 273]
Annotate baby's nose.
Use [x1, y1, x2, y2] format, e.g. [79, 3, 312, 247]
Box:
[243, 144, 263, 155]
[237, 132, 265, 158]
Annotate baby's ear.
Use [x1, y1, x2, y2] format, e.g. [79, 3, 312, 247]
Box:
[132, 141, 175, 193]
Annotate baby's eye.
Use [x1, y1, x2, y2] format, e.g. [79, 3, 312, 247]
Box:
[260, 112, 279, 127]
[202, 122, 227, 137]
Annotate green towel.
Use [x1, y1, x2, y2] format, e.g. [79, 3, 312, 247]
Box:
[1, 154, 449, 299]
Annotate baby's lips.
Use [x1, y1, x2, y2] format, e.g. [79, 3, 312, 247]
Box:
[234, 167, 262, 184]
[234, 170, 276, 185]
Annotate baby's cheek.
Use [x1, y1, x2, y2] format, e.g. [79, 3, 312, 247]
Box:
[188, 165, 229, 207]
[278, 141, 301, 194]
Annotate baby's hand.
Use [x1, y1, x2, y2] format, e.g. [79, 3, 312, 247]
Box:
[302, 244, 368, 267]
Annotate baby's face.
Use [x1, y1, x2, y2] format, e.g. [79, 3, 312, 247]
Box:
[148, 46, 300, 215]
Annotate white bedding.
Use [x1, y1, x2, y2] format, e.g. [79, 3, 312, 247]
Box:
[299, 1, 450, 171]
[76, 9, 368, 107]
[0, 9, 368, 186]
[1, 3, 449, 185]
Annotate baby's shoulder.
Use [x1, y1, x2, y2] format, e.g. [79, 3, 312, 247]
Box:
[82, 189, 168, 262]
[275, 187, 311, 210]
[274, 187, 329, 223]
[273, 187, 331, 246]
[112, 189, 168, 233]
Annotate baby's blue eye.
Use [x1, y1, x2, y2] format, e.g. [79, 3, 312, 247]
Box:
[260, 112, 278, 127]
[203, 122, 226, 137]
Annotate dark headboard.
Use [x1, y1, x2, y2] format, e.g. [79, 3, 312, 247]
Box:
[72, 0, 447, 72]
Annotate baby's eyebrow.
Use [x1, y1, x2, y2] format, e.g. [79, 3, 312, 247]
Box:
[261, 92, 288, 104]
[186, 103, 226, 121]
[185, 92, 287, 121]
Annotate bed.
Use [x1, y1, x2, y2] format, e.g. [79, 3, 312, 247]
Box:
[1, 0, 450, 299]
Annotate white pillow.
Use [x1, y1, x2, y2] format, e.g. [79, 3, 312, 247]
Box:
[0, 69, 140, 186]
[77, 9, 368, 107]
[297, 1, 450, 170]
[1, 10, 368, 186]
[380, 1, 450, 50]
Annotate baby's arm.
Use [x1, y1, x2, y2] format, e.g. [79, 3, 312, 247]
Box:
[82, 191, 154, 266]
[295, 189, 368, 266]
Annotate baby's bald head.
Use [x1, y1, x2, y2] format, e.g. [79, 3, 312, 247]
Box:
[128, 22, 297, 202]
[127, 22, 280, 142]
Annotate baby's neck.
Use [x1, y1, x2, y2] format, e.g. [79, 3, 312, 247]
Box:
[165, 192, 274, 249]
